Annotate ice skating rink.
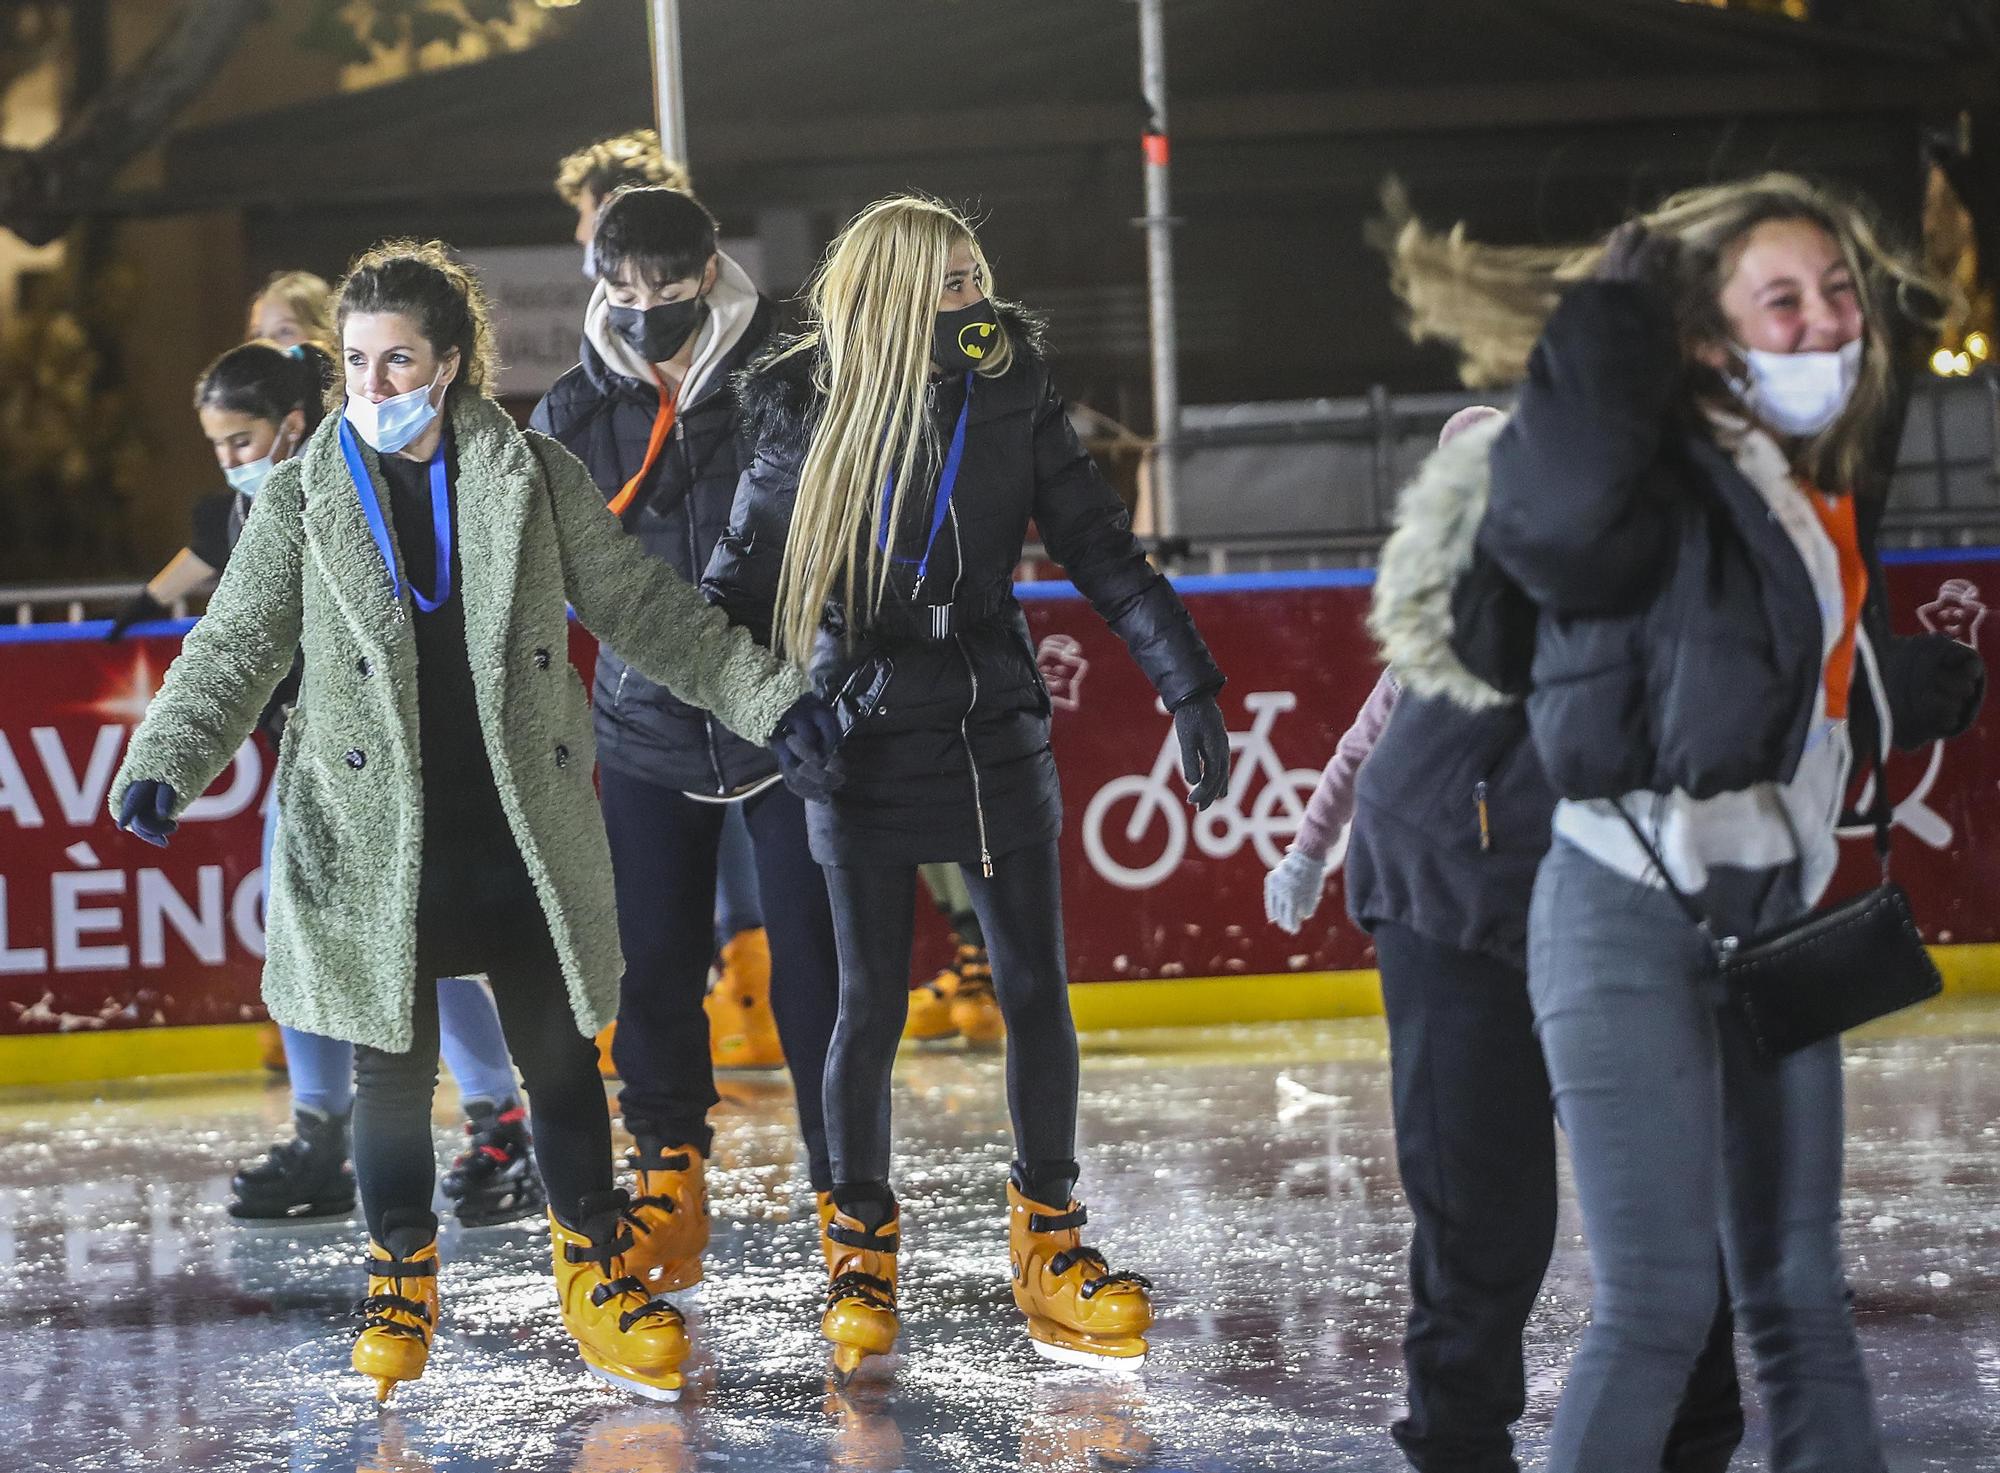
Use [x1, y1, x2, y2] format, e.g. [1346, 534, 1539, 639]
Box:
[2, 1003, 1996, 1473]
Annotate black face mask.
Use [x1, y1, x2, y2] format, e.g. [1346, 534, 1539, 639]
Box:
[933, 299, 1001, 372]
[609, 295, 706, 363]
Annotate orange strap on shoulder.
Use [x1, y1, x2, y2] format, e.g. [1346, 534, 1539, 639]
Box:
[607, 376, 677, 519]
[1803, 483, 1867, 720]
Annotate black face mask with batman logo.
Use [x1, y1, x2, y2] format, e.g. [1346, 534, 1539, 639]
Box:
[933, 299, 1001, 372]
[609, 295, 707, 363]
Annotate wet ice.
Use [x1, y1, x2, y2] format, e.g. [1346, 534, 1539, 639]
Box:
[1, 1006, 1996, 1471]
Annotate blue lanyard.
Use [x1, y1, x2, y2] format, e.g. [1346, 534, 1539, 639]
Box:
[876, 373, 973, 587]
[339, 419, 453, 612]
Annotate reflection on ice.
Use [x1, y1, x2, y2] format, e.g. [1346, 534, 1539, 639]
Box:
[1, 1006, 1996, 1471]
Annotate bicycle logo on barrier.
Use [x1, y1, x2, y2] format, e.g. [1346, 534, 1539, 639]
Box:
[1838, 577, 1989, 851]
[1082, 690, 1322, 890]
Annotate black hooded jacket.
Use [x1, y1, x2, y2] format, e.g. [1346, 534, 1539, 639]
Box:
[530, 295, 777, 795]
[704, 305, 1223, 866]
[1482, 281, 1981, 801]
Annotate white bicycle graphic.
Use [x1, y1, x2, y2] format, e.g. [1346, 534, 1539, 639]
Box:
[1082, 690, 1322, 890]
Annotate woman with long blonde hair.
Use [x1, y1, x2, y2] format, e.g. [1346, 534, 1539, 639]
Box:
[707, 195, 1231, 1376]
[1390, 174, 1982, 1470]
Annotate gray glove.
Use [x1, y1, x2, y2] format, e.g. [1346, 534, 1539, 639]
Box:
[1264, 848, 1327, 935]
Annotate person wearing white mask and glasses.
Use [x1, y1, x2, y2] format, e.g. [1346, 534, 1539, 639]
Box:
[108, 240, 841, 1406]
[1388, 173, 1985, 1473]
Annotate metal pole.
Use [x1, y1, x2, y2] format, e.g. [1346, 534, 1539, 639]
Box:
[648, 0, 688, 166]
[1136, 0, 1181, 541]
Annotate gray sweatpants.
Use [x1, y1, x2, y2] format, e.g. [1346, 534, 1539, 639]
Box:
[1527, 837, 1884, 1473]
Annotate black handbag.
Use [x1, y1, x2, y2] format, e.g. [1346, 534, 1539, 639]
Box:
[1613, 750, 1942, 1061]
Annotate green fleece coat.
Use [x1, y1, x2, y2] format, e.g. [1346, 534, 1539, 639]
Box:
[108, 390, 805, 1053]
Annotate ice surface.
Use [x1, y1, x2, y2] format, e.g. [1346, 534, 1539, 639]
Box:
[1, 1006, 1995, 1471]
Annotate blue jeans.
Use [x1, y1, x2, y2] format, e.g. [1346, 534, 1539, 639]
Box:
[1528, 838, 1884, 1473]
[262, 791, 519, 1117]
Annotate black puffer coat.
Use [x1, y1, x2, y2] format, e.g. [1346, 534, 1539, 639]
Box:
[530, 295, 777, 795]
[1482, 281, 1980, 800]
[705, 306, 1223, 867]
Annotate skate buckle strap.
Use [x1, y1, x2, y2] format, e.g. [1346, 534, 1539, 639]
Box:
[355, 1293, 433, 1338]
[362, 1253, 437, 1278]
[826, 1221, 898, 1253]
[587, 1271, 672, 1330]
[827, 1270, 895, 1308]
[1029, 1205, 1087, 1234]
[618, 1293, 682, 1334]
[626, 1146, 692, 1174]
[565, 1226, 636, 1272]
[1047, 1243, 1151, 1298]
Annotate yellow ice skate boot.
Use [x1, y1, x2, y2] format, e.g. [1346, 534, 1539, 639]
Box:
[947, 943, 1004, 1050]
[351, 1212, 440, 1403]
[1008, 1176, 1151, 1370]
[819, 1191, 900, 1382]
[621, 1128, 710, 1292]
[705, 928, 784, 1070]
[901, 966, 958, 1043]
[550, 1190, 690, 1402]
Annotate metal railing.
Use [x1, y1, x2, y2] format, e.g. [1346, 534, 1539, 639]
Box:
[2, 582, 194, 627]
[8, 374, 2000, 618]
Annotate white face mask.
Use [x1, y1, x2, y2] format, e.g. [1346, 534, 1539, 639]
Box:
[223, 427, 294, 501]
[344, 368, 444, 455]
[1735, 337, 1863, 438]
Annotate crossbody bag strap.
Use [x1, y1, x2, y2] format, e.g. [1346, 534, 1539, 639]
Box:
[1609, 795, 1718, 938]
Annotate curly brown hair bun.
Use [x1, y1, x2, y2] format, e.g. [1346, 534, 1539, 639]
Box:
[334, 239, 500, 398]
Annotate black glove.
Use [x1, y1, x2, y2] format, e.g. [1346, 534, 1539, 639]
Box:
[116, 780, 179, 848]
[105, 590, 167, 641]
[1906, 636, 1986, 743]
[1172, 693, 1230, 809]
[1592, 220, 1681, 300]
[769, 692, 846, 803]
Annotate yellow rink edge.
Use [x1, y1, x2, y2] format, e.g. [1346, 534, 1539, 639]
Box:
[2, 943, 1995, 1087]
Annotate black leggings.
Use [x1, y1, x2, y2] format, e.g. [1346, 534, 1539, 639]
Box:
[352, 924, 609, 1241]
[823, 839, 1078, 1199]
[600, 769, 839, 1191]
[1374, 922, 1743, 1473]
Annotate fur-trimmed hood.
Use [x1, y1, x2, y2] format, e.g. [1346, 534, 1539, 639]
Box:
[736, 300, 1050, 453]
[1369, 411, 1515, 711]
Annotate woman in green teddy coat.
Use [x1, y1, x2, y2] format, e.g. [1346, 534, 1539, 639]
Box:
[109, 242, 840, 1405]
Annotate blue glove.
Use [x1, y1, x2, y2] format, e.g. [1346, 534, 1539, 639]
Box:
[1173, 694, 1231, 809]
[117, 780, 179, 847]
[770, 693, 845, 803]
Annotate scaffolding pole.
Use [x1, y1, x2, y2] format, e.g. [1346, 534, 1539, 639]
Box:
[647, 0, 688, 165]
[1136, 0, 1181, 540]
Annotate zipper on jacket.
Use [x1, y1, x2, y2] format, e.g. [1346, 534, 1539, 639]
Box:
[946, 504, 993, 876]
[1473, 780, 1492, 853]
[671, 414, 731, 795]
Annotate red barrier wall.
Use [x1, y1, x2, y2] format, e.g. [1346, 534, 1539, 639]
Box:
[2, 554, 1994, 1039]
